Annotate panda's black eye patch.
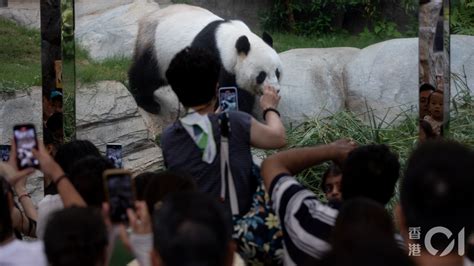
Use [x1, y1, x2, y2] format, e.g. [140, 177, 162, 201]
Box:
[256, 71, 267, 84]
[276, 69, 280, 80]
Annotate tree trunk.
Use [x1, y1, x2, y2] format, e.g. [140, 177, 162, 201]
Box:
[284, 0, 295, 32]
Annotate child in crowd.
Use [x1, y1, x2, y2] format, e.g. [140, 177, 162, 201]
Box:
[423, 90, 443, 136]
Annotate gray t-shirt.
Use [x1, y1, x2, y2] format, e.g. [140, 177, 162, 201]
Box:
[161, 111, 255, 215]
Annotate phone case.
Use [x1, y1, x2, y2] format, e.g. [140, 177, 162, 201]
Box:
[219, 87, 239, 112]
[103, 169, 135, 223]
[13, 124, 39, 170]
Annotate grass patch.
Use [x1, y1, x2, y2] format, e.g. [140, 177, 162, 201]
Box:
[283, 73, 474, 208]
[75, 47, 130, 87]
[0, 18, 41, 92]
[271, 31, 413, 53]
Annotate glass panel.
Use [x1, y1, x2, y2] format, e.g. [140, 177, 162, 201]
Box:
[419, 0, 450, 140]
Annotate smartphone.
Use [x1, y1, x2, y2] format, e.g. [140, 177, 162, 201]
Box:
[13, 124, 39, 170]
[106, 143, 123, 169]
[103, 169, 135, 223]
[0, 145, 11, 162]
[219, 87, 238, 112]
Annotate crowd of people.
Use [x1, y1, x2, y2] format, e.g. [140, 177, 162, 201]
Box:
[1, 47, 473, 266]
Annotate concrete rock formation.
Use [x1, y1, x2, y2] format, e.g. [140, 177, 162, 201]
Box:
[277, 48, 360, 126]
[76, 81, 163, 173]
[76, 0, 160, 61]
[344, 38, 419, 124]
[0, 87, 42, 144]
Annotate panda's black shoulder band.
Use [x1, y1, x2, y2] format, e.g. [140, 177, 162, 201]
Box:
[263, 108, 280, 121]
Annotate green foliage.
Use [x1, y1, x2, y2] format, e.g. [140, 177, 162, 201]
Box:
[270, 30, 403, 53]
[451, 0, 474, 35]
[358, 20, 402, 43]
[261, 0, 417, 35]
[75, 49, 130, 87]
[61, 0, 75, 59]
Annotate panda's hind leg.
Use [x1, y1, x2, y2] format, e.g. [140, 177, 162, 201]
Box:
[128, 45, 165, 114]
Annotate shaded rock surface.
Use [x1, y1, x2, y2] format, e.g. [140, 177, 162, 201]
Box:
[0, 87, 43, 144]
[76, 81, 163, 174]
[76, 0, 160, 61]
[451, 35, 474, 94]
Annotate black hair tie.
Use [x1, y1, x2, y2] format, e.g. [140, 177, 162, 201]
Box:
[263, 108, 280, 121]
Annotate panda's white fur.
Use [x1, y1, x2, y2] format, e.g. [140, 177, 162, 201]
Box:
[130, 4, 282, 113]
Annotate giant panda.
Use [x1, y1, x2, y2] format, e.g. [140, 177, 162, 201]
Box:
[129, 4, 282, 114]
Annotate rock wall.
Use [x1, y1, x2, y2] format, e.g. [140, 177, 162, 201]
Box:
[76, 81, 163, 174]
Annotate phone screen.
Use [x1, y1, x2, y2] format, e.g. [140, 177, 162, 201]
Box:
[0, 145, 11, 162]
[219, 87, 238, 112]
[13, 124, 39, 169]
[106, 172, 134, 223]
[106, 144, 123, 169]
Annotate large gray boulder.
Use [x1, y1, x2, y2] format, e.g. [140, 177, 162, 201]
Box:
[0, 5, 40, 29]
[76, 81, 163, 174]
[76, 0, 135, 17]
[278, 48, 360, 126]
[344, 35, 474, 124]
[344, 38, 419, 123]
[76, 0, 160, 61]
[0, 88, 42, 144]
[451, 35, 474, 94]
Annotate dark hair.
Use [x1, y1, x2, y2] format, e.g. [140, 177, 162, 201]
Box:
[401, 140, 474, 249]
[311, 198, 414, 266]
[419, 83, 435, 93]
[69, 156, 114, 207]
[46, 112, 63, 132]
[54, 140, 101, 175]
[143, 171, 197, 216]
[0, 177, 13, 243]
[134, 172, 156, 201]
[320, 163, 342, 191]
[166, 47, 220, 107]
[333, 198, 395, 244]
[341, 144, 400, 205]
[44, 207, 108, 266]
[153, 191, 231, 266]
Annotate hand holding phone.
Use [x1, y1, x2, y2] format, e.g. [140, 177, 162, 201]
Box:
[219, 87, 238, 112]
[103, 169, 135, 224]
[13, 124, 39, 170]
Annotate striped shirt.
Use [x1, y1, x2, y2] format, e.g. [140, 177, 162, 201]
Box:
[270, 174, 339, 265]
[270, 174, 407, 265]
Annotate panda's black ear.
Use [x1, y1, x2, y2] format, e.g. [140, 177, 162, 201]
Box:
[262, 32, 273, 47]
[235, 36, 251, 56]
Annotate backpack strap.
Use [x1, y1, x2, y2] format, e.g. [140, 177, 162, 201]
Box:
[219, 112, 239, 215]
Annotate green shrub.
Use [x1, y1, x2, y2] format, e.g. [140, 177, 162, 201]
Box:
[452, 0, 474, 35]
[260, 0, 417, 35]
